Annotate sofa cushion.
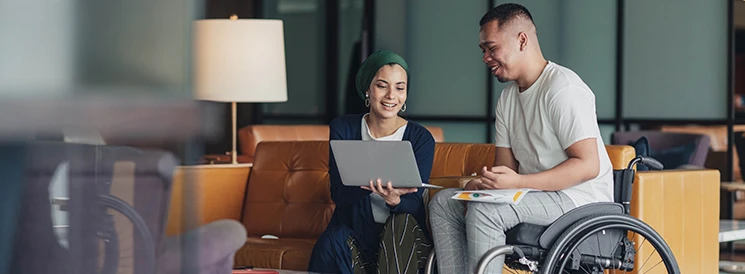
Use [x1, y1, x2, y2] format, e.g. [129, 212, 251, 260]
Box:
[234, 237, 316, 271]
[242, 141, 335, 239]
[431, 143, 495, 177]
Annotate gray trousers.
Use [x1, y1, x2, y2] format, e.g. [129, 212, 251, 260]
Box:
[428, 188, 575, 274]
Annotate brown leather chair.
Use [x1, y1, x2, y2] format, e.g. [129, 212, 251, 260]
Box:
[232, 141, 482, 270]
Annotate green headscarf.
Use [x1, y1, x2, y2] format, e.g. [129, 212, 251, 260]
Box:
[355, 50, 410, 101]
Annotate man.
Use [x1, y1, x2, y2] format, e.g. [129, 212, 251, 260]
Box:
[428, 3, 614, 273]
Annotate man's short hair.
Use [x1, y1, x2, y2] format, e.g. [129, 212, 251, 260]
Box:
[479, 3, 534, 29]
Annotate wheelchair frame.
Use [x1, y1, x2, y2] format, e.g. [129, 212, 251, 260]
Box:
[424, 156, 681, 274]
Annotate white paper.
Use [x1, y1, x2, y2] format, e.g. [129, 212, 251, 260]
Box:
[451, 189, 534, 205]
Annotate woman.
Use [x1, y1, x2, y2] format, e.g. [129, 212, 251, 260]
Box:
[308, 50, 435, 274]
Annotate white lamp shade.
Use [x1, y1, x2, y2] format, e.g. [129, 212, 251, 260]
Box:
[193, 19, 288, 103]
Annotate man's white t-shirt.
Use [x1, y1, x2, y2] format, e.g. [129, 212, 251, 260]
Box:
[494, 61, 614, 207]
[361, 113, 408, 223]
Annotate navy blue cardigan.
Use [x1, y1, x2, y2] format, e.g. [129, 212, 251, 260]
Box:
[326, 113, 435, 250]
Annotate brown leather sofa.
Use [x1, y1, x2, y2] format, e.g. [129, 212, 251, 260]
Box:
[232, 142, 494, 270]
[171, 141, 720, 273]
[232, 142, 719, 273]
[234, 124, 446, 164]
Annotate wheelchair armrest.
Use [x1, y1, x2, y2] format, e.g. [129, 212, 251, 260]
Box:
[538, 202, 623, 249]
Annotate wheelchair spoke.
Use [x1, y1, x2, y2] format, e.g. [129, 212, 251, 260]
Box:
[545, 215, 679, 274]
[637, 238, 654, 270]
[639, 245, 661, 273]
[638, 236, 647, 250]
[643, 260, 664, 274]
[596, 232, 602, 259]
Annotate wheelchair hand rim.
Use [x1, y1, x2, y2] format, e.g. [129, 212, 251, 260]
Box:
[541, 215, 679, 274]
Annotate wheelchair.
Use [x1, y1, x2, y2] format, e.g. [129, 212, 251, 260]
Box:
[53, 177, 157, 274]
[424, 156, 680, 274]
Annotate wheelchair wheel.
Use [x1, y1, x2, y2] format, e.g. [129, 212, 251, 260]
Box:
[97, 194, 156, 274]
[97, 209, 120, 274]
[541, 214, 679, 274]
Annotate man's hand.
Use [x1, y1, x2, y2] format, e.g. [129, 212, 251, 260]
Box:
[480, 166, 524, 189]
[461, 178, 483, 215]
[463, 177, 484, 190]
[361, 178, 418, 206]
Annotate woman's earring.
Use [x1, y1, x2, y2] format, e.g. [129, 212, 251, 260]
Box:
[365, 98, 370, 107]
[401, 103, 407, 112]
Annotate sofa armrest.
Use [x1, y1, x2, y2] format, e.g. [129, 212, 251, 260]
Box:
[631, 169, 720, 274]
[166, 165, 251, 236]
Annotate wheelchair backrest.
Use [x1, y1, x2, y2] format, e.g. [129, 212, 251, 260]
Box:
[612, 168, 635, 214]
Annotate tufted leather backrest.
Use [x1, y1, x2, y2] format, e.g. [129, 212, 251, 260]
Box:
[431, 143, 496, 177]
[238, 125, 330, 163]
[238, 124, 446, 163]
[242, 141, 335, 239]
[429, 144, 635, 179]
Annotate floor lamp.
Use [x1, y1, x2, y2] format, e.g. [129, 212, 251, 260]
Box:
[193, 17, 288, 164]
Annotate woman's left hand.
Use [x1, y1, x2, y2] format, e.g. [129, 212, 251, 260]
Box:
[361, 178, 418, 206]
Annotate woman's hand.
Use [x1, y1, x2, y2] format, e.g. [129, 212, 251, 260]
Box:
[361, 178, 418, 206]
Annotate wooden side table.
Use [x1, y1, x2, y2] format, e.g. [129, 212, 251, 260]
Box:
[166, 163, 252, 236]
[202, 154, 251, 164]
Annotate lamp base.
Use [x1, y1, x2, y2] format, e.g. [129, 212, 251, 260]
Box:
[231, 101, 238, 164]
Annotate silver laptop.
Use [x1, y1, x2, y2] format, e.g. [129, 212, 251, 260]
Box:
[330, 140, 442, 188]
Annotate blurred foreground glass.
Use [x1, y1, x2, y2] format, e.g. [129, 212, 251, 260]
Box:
[0, 1, 233, 274]
[0, 0, 215, 142]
